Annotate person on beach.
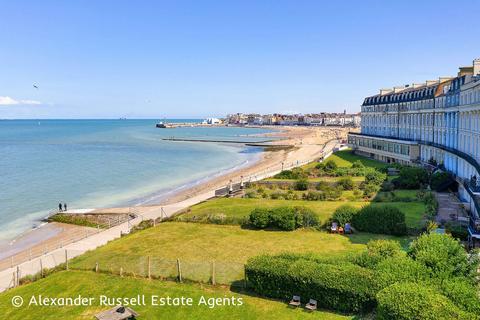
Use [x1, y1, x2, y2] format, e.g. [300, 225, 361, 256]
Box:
[58, 203, 63, 212]
[63, 203, 67, 212]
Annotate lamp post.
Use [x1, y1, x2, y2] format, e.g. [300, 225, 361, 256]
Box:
[240, 176, 244, 189]
[281, 162, 284, 171]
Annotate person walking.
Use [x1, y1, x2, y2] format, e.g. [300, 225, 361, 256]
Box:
[58, 203, 63, 212]
[63, 203, 67, 212]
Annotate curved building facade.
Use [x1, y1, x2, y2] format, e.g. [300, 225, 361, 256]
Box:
[348, 58, 480, 244]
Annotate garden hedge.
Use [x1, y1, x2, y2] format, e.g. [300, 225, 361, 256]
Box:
[245, 255, 380, 313]
[376, 282, 477, 320]
[352, 205, 407, 235]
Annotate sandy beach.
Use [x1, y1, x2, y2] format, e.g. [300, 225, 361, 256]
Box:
[0, 125, 351, 271]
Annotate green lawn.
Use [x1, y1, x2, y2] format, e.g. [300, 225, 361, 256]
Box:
[0, 271, 353, 320]
[326, 150, 388, 169]
[180, 198, 425, 228]
[69, 222, 405, 284]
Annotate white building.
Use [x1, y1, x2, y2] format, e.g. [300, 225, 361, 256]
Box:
[348, 58, 480, 244]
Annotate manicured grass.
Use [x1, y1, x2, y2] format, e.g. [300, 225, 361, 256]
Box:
[69, 222, 405, 284]
[0, 270, 353, 320]
[327, 150, 388, 169]
[181, 198, 425, 228]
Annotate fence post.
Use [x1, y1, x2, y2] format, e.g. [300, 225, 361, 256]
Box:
[95, 262, 99, 273]
[40, 259, 43, 278]
[211, 261, 216, 285]
[176, 258, 182, 282]
[65, 250, 69, 270]
[244, 265, 247, 289]
[147, 256, 151, 279]
[120, 267, 123, 277]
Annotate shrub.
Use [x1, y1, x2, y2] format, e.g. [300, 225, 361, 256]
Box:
[274, 168, 307, 180]
[355, 239, 404, 269]
[352, 160, 365, 169]
[246, 255, 379, 313]
[294, 178, 309, 191]
[445, 222, 468, 241]
[325, 159, 338, 171]
[408, 233, 476, 280]
[375, 256, 430, 288]
[381, 180, 395, 192]
[376, 282, 476, 320]
[393, 167, 429, 189]
[325, 186, 343, 200]
[315, 180, 329, 191]
[269, 191, 285, 200]
[430, 171, 455, 191]
[362, 183, 380, 198]
[244, 190, 259, 198]
[294, 206, 319, 228]
[336, 177, 354, 190]
[352, 205, 407, 235]
[332, 205, 358, 226]
[439, 277, 480, 314]
[302, 191, 325, 201]
[364, 170, 386, 186]
[269, 207, 296, 230]
[249, 208, 270, 228]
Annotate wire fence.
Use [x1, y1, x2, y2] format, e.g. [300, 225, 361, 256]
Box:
[70, 255, 246, 287]
[0, 214, 136, 272]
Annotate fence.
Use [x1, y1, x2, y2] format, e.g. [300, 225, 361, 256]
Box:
[0, 250, 247, 291]
[0, 214, 136, 272]
[70, 255, 246, 287]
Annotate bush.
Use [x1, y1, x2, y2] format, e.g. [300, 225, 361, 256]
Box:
[439, 277, 480, 314]
[269, 207, 296, 230]
[248, 206, 318, 230]
[352, 205, 407, 235]
[376, 282, 476, 320]
[273, 168, 307, 180]
[302, 191, 325, 201]
[364, 170, 386, 186]
[315, 180, 329, 191]
[375, 256, 430, 288]
[430, 171, 455, 191]
[244, 190, 259, 198]
[355, 239, 404, 269]
[325, 159, 338, 171]
[332, 205, 358, 226]
[352, 160, 365, 169]
[294, 206, 319, 228]
[362, 183, 381, 198]
[294, 178, 309, 191]
[249, 208, 270, 228]
[393, 167, 429, 189]
[408, 233, 476, 280]
[336, 176, 354, 190]
[445, 222, 468, 241]
[381, 181, 395, 192]
[246, 255, 379, 313]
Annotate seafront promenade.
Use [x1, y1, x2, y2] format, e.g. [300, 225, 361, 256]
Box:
[0, 137, 343, 292]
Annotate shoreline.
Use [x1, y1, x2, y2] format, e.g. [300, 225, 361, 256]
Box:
[0, 126, 350, 270]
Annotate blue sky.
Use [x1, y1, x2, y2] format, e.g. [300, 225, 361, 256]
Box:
[0, 0, 478, 119]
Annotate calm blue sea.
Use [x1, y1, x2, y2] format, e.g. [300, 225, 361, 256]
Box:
[0, 119, 273, 243]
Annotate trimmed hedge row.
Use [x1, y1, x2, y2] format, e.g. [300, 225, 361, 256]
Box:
[376, 282, 477, 320]
[245, 255, 379, 313]
[352, 205, 407, 235]
[249, 206, 319, 230]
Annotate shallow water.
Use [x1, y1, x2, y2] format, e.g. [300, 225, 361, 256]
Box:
[0, 119, 273, 243]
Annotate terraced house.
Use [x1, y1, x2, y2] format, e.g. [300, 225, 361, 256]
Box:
[348, 58, 480, 245]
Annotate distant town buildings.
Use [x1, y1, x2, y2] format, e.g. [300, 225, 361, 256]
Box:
[224, 112, 360, 127]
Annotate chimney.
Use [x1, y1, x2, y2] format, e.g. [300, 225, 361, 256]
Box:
[426, 80, 439, 86]
[474, 58, 480, 75]
[379, 88, 393, 95]
[439, 77, 453, 83]
[393, 86, 407, 93]
[412, 83, 424, 88]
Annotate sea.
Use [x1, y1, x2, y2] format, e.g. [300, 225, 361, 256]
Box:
[0, 119, 274, 244]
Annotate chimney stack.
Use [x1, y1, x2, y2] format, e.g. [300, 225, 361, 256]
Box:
[426, 80, 439, 86]
[474, 58, 480, 75]
[379, 88, 393, 95]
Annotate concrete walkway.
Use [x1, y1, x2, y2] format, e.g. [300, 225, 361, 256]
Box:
[435, 192, 469, 225]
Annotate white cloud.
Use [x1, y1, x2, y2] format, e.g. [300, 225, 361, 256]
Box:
[0, 96, 42, 105]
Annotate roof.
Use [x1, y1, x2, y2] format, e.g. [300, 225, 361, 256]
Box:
[95, 306, 139, 320]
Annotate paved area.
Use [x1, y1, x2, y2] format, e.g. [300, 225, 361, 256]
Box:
[435, 192, 469, 225]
